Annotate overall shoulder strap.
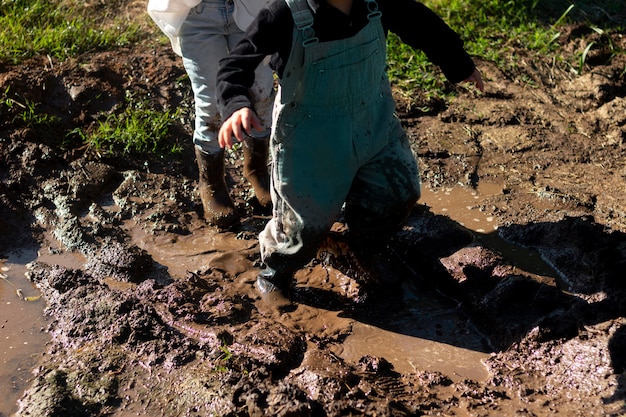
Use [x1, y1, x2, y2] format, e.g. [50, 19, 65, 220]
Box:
[284, 0, 318, 46]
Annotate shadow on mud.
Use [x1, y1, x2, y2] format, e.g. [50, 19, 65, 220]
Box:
[297, 205, 626, 395]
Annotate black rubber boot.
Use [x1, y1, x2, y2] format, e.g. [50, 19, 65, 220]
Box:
[242, 135, 271, 208]
[255, 266, 293, 309]
[195, 146, 239, 228]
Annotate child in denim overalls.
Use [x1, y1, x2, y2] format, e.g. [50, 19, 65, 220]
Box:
[149, 0, 276, 228]
[217, 0, 484, 302]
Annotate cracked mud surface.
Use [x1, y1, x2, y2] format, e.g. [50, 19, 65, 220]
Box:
[1, 6, 626, 417]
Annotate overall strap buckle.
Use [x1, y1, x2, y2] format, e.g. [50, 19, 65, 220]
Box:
[285, 0, 319, 47]
[364, 0, 381, 19]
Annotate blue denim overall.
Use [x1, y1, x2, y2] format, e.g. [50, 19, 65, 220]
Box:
[259, 0, 421, 273]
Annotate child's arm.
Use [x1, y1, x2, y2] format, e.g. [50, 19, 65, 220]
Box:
[217, 4, 291, 148]
[383, 0, 477, 85]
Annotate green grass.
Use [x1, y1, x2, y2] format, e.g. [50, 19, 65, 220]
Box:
[1, 88, 62, 128]
[387, 0, 625, 106]
[0, 0, 181, 158]
[0, 0, 143, 64]
[70, 94, 186, 157]
[1, 0, 624, 156]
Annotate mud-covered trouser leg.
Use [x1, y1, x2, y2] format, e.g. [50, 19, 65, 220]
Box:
[259, 98, 420, 275]
[342, 117, 421, 285]
[343, 116, 421, 242]
[179, 0, 274, 155]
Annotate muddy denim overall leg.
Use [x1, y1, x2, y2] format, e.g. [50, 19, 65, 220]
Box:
[259, 0, 421, 273]
[180, 0, 274, 154]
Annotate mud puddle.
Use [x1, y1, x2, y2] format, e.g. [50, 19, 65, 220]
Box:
[0, 246, 84, 417]
[421, 182, 561, 281]
[335, 279, 491, 381]
[326, 181, 566, 382]
[0, 182, 555, 417]
[421, 182, 502, 234]
[117, 188, 499, 384]
[129, 224, 258, 280]
[1, 253, 46, 417]
[333, 183, 512, 382]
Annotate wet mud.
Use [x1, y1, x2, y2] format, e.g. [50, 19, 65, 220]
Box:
[1, 12, 626, 417]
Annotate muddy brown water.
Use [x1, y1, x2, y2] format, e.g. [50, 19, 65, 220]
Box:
[1, 246, 87, 417]
[423, 182, 560, 280]
[0, 181, 562, 416]
[1, 257, 47, 417]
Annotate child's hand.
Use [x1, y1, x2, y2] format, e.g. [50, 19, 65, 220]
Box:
[219, 107, 263, 148]
[464, 68, 484, 93]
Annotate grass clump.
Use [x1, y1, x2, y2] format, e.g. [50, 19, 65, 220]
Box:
[1, 89, 62, 128]
[0, 0, 144, 64]
[71, 95, 186, 157]
[2, 86, 186, 159]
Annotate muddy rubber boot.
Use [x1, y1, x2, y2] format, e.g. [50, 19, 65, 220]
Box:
[195, 146, 239, 228]
[242, 135, 271, 208]
[348, 237, 404, 290]
[255, 267, 294, 310]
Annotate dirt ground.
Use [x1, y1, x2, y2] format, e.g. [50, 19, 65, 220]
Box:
[1, 7, 626, 417]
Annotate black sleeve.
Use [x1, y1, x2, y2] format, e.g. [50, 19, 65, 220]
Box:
[217, 1, 293, 120]
[380, 0, 475, 83]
